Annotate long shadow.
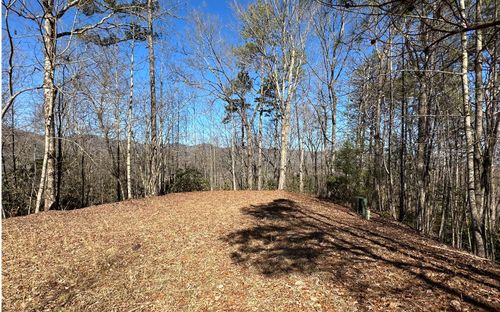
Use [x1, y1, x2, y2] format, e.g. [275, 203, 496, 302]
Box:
[299, 205, 500, 289]
[222, 199, 500, 311]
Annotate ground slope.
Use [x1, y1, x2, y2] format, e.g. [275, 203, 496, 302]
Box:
[3, 191, 499, 311]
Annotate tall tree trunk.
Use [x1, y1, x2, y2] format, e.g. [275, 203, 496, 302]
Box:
[278, 95, 292, 191]
[245, 123, 254, 190]
[296, 106, 304, 192]
[55, 67, 65, 208]
[415, 19, 431, 233]
[439, 165, 451, 241]
[328, 83, 336, 175]
[416, 76, 429, 233]
[387, 32, 396, 219]
[147, 0, 159, 196]
[460, 0, 486, 257]
[127, 30, 135, 200]
[241, 123, 246, 188]
[209, 144, 215, 191]
[80, 154, 85, 207]
[474, 0, 494, 259]
[231, 119, 237, 191]
[257, 110, 263, 190]
[398, 34, 407, 222]
[278, 111, 290, 190]
[486, 0, 499, 259]
[114, 56, 123, 201]
[28, 145, 37, 214]
[273, 117, 280, 185]
[474, 0, 485, 217]
[38, 0, 57, 212]
[374, 52, 384, 211]
[5, 5, 17, 187]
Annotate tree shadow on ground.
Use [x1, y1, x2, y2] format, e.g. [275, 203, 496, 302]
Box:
[222, 198, 500, 311]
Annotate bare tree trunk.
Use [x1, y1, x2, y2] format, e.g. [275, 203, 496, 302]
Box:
[313, 149, 318, 194]
[473, 0, 497, 259]
[231, 120, 237, 191]
[158, 72, 166, 194]
[245, 123, 254, 190]
[273, 118, 280, 185]
[114, 55, 123, 201]
[257, 110, 263, 190]
[28, 144, 37, 214]
[329, 92, 336, 175]
[398, 34, 407, 222]
[80, 154, 85, 207]
[213, 146, 217, 190]
[5, 5, 17, 188]
[296, 106, 304, 192]
[487, 0, 499, 259]
[240, 123, 246, 188]
[373, 51, 384, 211]
[414, 18, 432, 233]
[474, 0, 485, 217]
[147, 0, 159, 196]
[278, 109, 290, 190]
[39, 0, 57, 212]
[127, 31, 135, 200]
[55, 67, 65, 208]
[416, 77, 429, 233]
[387, 31, 396, 219]
[210, 144, 215, 191]
[460, 0, 485, 257]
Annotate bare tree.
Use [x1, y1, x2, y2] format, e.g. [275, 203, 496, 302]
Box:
[237, 0, 311, 190]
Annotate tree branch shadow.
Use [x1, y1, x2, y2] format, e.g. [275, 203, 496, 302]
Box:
[222, 198, 500, 311]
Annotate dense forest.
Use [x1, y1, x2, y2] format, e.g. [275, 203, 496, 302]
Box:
[2, 0, 499, 261]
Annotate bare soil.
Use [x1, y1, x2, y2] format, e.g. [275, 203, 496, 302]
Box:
[3, 191, 499, 311]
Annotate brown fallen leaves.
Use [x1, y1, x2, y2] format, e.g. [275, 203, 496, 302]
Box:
[2, 191, 499, 311]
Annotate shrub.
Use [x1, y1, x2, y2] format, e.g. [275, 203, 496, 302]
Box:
[169, 168, 209, 193]
[326, 141, 367, 203]
[326, 175, 354, 202]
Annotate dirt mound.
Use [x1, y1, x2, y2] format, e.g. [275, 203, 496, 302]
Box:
[3, 191, 499, 311]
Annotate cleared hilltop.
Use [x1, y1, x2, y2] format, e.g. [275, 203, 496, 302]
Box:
[3, 191, 499, 311]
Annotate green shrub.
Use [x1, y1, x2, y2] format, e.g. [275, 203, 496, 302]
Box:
[169, 168, 209, 193]
[326, 175, 353, 202]
[326, 141, 367, 202]
[265, 178, 277, 190]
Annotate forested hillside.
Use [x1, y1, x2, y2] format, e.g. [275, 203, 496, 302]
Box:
[2, 0, 499, 264]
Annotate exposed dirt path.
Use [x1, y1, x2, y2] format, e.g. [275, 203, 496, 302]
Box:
[3, 191, 499, 311]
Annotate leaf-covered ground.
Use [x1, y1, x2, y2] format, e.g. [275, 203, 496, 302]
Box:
[3, 191, 499, 311]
